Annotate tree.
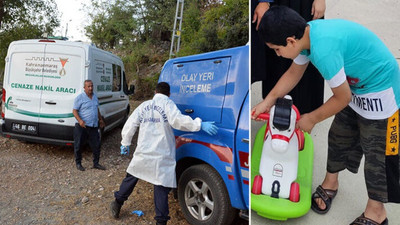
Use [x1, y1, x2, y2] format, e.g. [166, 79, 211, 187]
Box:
[0, 0, 60, 79]
[178, 0, 248, 56]
[84, 0, 137, 49]
[84, 0, 176, 48]
[140, 0, 175, 41]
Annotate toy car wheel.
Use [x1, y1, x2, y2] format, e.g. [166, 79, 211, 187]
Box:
[289, 182, 300, 202]
[252, 175, 263, 195]
[296, 129, 305, 151]
[178, 164, 237, 225]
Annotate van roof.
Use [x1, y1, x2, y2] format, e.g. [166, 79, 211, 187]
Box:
[8, 39, 121, 61]
[11, 39, 94, 47]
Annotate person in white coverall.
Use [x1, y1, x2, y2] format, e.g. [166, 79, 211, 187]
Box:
[110, 82, 218, 225]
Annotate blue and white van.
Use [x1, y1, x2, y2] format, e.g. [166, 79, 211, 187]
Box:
[159, 45, 249, 225]
[0, 39, 133, 145]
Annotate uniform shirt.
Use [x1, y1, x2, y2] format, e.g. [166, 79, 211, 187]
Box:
[121, 93, 202, 188]
[294, 19, 400, 119]
[73, 92, 99, 127]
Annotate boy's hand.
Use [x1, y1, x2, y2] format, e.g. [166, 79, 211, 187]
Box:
[251, 100, 273, 121]
[253, 2, 270, 30]
[297, 113, 316, 133]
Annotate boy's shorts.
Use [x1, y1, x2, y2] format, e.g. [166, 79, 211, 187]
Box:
[327, 106, 400, 203]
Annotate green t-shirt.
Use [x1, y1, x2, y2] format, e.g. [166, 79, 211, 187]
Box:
[299, 19, 400, 119]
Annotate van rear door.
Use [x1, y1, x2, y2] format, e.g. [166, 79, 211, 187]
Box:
[4, 43, 45, 134]
[170, 57, 231, 123]
[235, 93, 250, 208]
[38, 44, 84, 127]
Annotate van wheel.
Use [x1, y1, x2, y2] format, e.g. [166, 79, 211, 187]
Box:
[178, 164, 237, 225]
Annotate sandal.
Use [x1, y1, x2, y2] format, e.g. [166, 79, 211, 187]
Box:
[350, 213, 388, 225]
[311, 185, 338, 214]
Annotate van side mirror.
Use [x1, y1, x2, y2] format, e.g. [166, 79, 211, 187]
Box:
[128, 84, 135, 95]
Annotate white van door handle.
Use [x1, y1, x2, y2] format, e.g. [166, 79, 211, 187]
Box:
[45, 101, 56, 105]
[185, 109, 194, 113]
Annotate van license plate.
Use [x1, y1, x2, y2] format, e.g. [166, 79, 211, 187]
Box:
[12, 123, 37, 134]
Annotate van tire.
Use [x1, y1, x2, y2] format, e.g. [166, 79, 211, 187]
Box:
[178, 164, 237, 225]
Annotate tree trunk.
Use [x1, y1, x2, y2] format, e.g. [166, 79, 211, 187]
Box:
[0, 0, 4, 28]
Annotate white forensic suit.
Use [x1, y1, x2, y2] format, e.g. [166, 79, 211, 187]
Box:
[121, 93, 202, 188]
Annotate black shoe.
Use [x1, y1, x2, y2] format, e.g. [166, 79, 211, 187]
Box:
[156, 222, 167, 225]
[76, 164, 85, 171]
[110, 200, 122, 218]
[93, 164, 106, 170]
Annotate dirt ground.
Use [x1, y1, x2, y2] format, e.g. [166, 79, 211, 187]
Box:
[0, 101, 248, 225]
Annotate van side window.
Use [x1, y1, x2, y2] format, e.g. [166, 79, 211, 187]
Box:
[112, 64, 121, 92]
[123, 71, 129, 94]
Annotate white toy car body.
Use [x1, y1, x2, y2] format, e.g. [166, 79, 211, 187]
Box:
[256, 95, 303, 201]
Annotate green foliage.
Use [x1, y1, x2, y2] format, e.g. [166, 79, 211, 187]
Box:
[140, 0, 176, 41]
[121, 41, 168, 94]
[133, 72, 160, 100]
[84, 0, 176, 48]
[0, 0, 60, 80]
[84, 0, 137, 49]
[178, 0, 248, 56]
[120, 41, 163, 100]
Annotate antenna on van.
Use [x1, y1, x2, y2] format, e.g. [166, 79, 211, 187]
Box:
[169, 0, 184, 59]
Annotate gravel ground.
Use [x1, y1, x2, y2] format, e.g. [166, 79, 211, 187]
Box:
[0, 100, 248, 225]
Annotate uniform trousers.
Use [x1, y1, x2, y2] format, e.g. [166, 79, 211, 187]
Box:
[114, 173, 172, 224]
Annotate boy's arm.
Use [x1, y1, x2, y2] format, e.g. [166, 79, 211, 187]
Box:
[251, 62, 308, 119]
[297, 81, 351, 133]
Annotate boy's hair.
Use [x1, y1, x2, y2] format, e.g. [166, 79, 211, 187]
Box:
[258, 6, 307, 46]
[156, 82, 170, 96]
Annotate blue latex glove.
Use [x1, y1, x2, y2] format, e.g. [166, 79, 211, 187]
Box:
[120, 145, 130, 155]
[201, 121, 218, 135]
[131, 210, 144, 216]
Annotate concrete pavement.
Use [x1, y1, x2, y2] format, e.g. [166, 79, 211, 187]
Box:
[250, 0, 400, 224]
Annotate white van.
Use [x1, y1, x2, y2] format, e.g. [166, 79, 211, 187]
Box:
[0, 39, 133, 146]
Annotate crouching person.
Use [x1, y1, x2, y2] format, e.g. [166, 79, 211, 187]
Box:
[110, 82, 218, 225]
